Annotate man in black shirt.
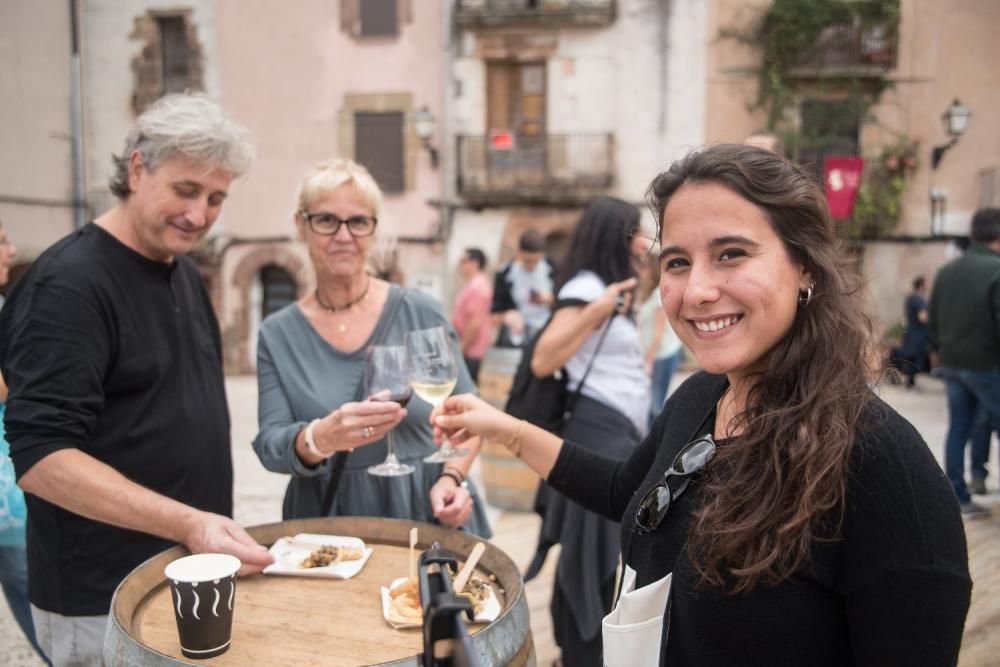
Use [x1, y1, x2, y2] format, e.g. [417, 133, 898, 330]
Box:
[0, 94, 273, 667]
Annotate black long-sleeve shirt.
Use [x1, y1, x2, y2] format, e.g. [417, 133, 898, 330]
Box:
[0, 224, 232, 615]
[549, 372, 971, 666]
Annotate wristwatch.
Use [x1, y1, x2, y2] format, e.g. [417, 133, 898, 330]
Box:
[304, 419, 332, 459]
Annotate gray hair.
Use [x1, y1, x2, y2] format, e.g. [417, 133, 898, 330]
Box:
[109, 93, 254, 199]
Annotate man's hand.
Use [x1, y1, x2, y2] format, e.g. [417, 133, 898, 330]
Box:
[182, 511, 274, 576]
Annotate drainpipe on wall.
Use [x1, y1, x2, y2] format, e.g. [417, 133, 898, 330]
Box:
[69, 0, 86, 229]
[398, 0, 460, 249]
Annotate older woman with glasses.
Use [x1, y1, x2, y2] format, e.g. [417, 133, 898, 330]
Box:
[433, 145, 970, 666]
[252, 158, 490, 537]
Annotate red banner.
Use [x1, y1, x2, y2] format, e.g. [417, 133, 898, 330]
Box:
[489, 130, 514, 150]
[823, 156, 864, 219]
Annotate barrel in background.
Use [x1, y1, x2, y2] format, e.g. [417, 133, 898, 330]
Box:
[477, 346, 540, 512]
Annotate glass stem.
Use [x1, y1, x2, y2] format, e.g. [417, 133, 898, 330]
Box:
[386, 428, 399, 463]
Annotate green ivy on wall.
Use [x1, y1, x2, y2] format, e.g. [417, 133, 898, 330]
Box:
[844, 138, 919, 239]
[726, 0, 910, 239]
[753, 0, 900, 128]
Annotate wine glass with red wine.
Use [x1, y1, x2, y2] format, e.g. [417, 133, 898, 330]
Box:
[364, 345, 415, 477]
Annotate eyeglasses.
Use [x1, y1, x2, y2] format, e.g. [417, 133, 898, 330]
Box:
[300, 211, 377, 237]
[634, 433, 716, 533]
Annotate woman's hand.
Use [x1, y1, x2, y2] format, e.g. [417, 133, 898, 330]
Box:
[431, 394, 518, 448]
[598, 276, 638, 316]
[429, 477, 474, 528]
[312, 391, 406, 455]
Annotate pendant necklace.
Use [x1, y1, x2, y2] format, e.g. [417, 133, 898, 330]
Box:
[316, 279, 371, 333]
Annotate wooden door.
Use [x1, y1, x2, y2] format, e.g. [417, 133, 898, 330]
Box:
[486, 62, 547, 188]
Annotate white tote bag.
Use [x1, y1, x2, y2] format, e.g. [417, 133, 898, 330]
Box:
[601, 565, 672, 667]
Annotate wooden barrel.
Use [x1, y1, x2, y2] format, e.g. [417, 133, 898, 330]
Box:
[477, 347, 540, 512]
[104, 517, 534, 666]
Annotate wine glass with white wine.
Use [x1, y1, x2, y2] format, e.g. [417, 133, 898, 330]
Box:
[364, 345, 415, 477]
[404, 326, 468, 462]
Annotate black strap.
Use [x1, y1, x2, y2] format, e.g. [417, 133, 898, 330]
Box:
[319, 287, 406, 516]
[561, 311, 618, 423]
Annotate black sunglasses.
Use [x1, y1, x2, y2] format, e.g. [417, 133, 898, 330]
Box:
[634, 433, 717, 533]
[300, 211, 378, 237]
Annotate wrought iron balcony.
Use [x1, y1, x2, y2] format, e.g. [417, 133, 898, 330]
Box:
[455, 0, 615, 29]
[790, 21, 897, 77]
[457, 133, 614, 206]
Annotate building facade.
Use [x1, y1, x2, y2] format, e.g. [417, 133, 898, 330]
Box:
[0, 1, 77, 280]
[705, 0, 1000, 332]
[214, 0, 447, 373]
[444, 0, 707, 304]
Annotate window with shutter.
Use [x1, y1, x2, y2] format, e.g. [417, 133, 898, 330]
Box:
[355, 112, 405, 193]
[360, 0, 398, 37]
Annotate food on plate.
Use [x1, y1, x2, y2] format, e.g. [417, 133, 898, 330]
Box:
[385, 572, 492, 626]
[457, 575, 491, 614]
[299, 544, 364, 568]
[390, 577, 418, 599]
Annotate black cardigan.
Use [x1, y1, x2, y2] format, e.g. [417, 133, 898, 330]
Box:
[549, 372, 971, 666]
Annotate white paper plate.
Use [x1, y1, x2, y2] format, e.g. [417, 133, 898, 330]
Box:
[379, 576, 502, 630]
[263, 533, 373, 579]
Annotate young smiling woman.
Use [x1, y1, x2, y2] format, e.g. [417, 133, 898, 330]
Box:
[432, 144, 970, 666]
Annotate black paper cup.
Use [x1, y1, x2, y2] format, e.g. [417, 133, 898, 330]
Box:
[164, 554, 241, 659]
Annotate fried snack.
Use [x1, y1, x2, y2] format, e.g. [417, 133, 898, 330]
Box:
[299, 544, 364, 568]
[390, 577, 417, 599]
[387, 583, 423, 625]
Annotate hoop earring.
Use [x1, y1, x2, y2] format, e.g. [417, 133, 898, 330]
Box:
[798, 283, 815, 307]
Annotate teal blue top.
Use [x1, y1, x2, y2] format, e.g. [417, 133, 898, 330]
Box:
[0, 404, 27, 545]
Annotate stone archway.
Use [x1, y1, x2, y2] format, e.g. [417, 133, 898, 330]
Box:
[228, 244, 310, 374]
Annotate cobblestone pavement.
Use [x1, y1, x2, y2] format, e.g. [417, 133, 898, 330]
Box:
[2, 373, 998, 666]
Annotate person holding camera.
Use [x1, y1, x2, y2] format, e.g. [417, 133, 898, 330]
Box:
[519, 196, 651, 667]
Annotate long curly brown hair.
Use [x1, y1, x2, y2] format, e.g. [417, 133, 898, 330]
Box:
[646, 144, 880, 593]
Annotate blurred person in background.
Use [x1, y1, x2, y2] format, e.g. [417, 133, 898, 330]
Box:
[929, 207, 1000, 517]
[638, 253, 684, 426]
[522, 196, 650, 667]
[969, 406, 996, 495]
[434, 144, 969, 666]
[452, 247, 493, 384]
[253, 158, 491, 536]
[491, 229, 555, 347]
[0, 94, 273, 667]
[897, 275, 930, 389]
[0, 220, 48, 664]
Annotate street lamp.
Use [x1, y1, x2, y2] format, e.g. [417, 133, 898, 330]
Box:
[413, 106, 439, 169]
[931, 99, 971, 170]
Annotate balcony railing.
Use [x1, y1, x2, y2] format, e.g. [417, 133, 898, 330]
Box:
[457, 133, 614, 206]
[456, 0, 615, 29]
[790, 21, 897, 76]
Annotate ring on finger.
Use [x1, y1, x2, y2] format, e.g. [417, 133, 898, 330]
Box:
[364, 426, 376, 438]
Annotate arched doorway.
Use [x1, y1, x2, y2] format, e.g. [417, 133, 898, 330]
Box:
[260, 265, 297, 319]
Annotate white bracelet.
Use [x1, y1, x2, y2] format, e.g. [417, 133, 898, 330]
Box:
[304, 419, 332, 459]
